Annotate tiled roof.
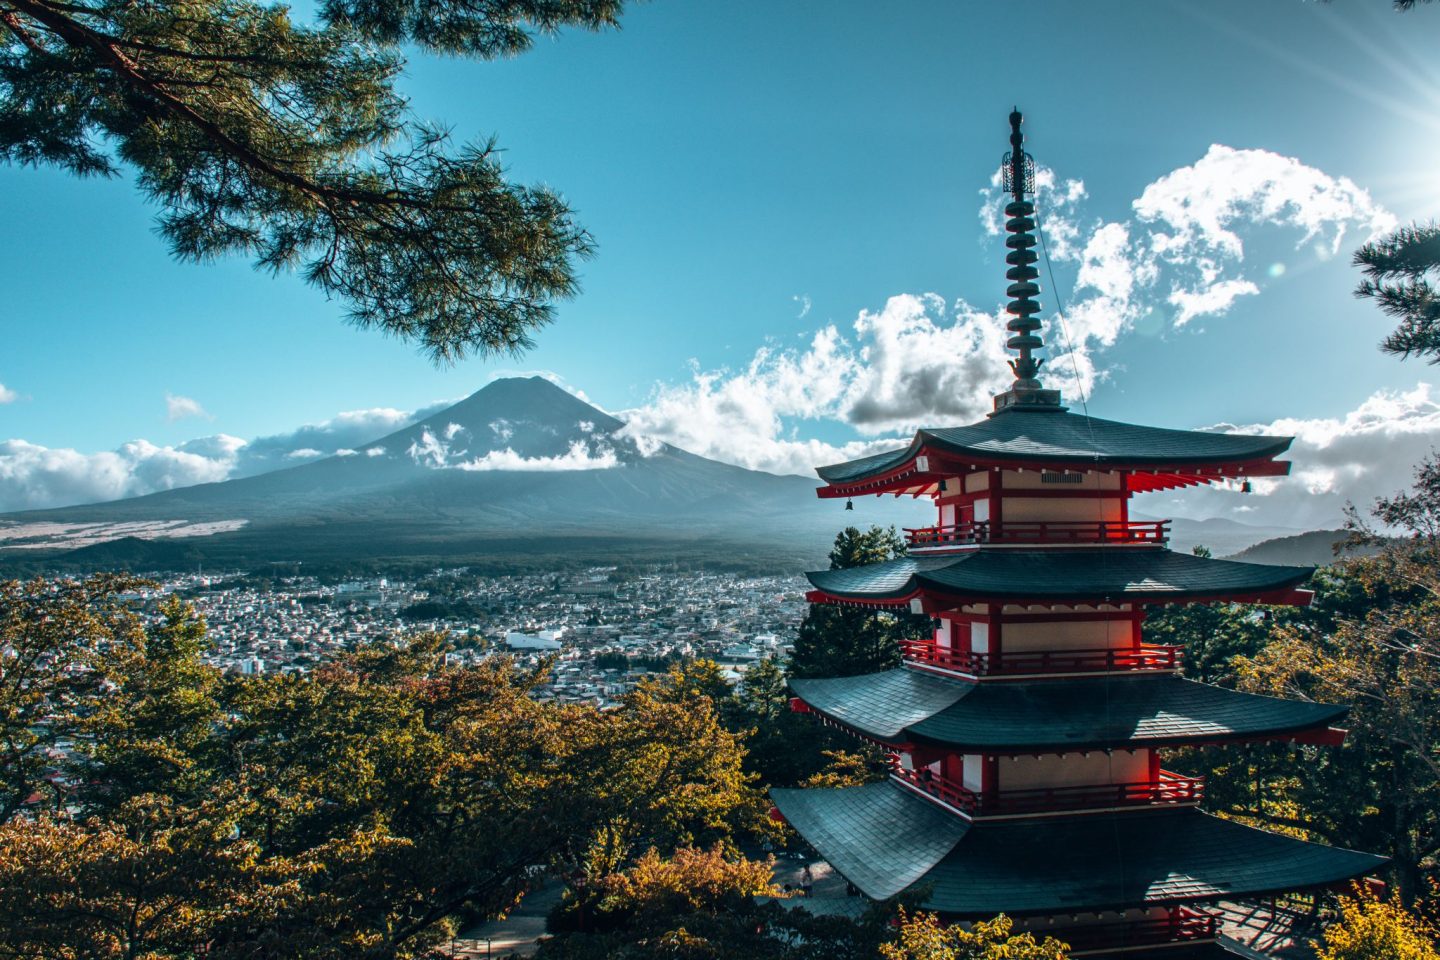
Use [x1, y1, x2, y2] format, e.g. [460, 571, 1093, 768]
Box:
[769, 782, 969, 899]
[770, 782, 1386, 917]
[806, 549, 1313, 603]
[816, 408, 1292, 484]
[789, 671, 1348, 750]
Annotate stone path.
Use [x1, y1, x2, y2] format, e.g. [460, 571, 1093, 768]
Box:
[447, 880, 564, 958]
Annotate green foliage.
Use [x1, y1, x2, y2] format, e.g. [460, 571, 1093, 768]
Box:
[880, 910, 1069, 960]
[0, 579, 760, 958]
[1145, 599, 1290, 686]
[791, 526, 931, 680]
[1354, 223, 1440, 366]
[0, 0, 626, 360]
[0, 574, 152, 819]
[1315, 890, 1440, 960]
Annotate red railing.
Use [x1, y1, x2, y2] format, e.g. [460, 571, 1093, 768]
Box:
[1045, 908, 1219, 954]
[900, 639, 1183, 676]
[888, 759, 1204, 816]
[905, 520, 1169, 548]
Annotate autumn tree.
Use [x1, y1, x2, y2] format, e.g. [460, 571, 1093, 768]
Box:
[880, 910, 1068, 960]
[539, 844, 901, 960]
[1315, 889, 1440, 960]
[1231, 455, 1440, 902]
[0, 574, 150, 819]
[0, 581, 762, 958]
[0, 0, 627, 359]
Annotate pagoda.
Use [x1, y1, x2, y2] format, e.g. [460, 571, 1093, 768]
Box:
[770, 111, 1385, 957]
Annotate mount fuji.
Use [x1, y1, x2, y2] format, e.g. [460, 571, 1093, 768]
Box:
[0, 377, 920, 571]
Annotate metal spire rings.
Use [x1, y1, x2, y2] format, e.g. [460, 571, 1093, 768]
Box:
[992, 109, 1062, 413]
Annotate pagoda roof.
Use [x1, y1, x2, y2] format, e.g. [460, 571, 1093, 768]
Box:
[805, 549, 1313, 607]
[769, 781, 1385, 917]
[789, 670, 1347, 750]
[816, 407, 1292, 491]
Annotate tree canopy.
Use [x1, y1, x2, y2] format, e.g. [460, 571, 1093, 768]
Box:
[0, 0, 626, 360]
[0, 578, 763, 958]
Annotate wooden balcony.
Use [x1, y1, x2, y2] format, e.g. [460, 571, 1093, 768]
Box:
[888, 759, 1205, 817]
[1047, 907, 1220, 955]
[900, 639, 1183, 677]
[905, 519, 1169, 550]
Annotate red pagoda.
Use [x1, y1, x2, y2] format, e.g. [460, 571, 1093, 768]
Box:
[770, 111, 1385, 956]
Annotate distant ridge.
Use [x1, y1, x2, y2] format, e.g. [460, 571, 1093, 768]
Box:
[1223, 529, 1384, 567]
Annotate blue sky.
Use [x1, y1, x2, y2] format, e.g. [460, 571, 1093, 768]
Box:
[4, 0, 1440, 527]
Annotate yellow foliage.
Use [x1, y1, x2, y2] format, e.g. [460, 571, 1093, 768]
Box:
[881, 909, 1069, 960]
[599, 844, 781, 919]
[1316, 892, 1440, 960]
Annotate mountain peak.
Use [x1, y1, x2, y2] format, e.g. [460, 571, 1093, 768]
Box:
[345, 375, 628, 469]
[438, 377, 623, 434]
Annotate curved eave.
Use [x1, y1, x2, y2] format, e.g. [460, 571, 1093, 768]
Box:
[790, 670, 1350, 752]
[814, 415, 1296, 498]
[771, 783, 1387, 918]
[804, 551, 1316, 610]
[805, 585, 1316, 611]
[817, 450, 1292, 500]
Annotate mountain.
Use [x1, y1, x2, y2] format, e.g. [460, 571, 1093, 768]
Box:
[0, 378, 924, 571]
[1156, 516, 1308, 559]
[1223, 529, 1387, 567]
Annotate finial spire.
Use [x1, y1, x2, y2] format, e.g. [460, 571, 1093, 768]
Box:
[993, 108, 1063, 414]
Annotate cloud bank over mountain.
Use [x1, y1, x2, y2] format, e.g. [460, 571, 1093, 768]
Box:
[0, 144, 1424, 531]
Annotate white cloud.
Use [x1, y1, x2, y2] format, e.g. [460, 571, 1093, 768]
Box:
[457, 440, 620, 473]
[1134, 145, 1395, 262]
[0, 383, 16, 404]
[0, 398, 451, 510]
[1167, 278, 1260, 326]
[1142, 383, 1440, 530]
[165, 394, 210, 422]
[617, 144, 1398, 479]
[0, 437, 238, 511]
[407, 428, 452, 468]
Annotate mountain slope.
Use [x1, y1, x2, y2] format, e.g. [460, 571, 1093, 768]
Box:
[1, 378, 924, 567]
[1223, 529, 1386, 567]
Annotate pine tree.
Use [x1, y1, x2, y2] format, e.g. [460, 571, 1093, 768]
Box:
[0, 0, 626, 360]
[790, 526, 932, 679]
[1354, 224, 1440, 364]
